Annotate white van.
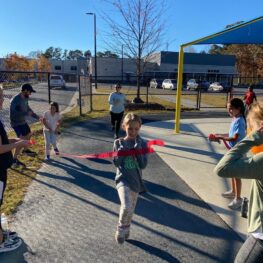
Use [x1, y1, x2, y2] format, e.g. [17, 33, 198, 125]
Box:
[50, 75, 66, 89]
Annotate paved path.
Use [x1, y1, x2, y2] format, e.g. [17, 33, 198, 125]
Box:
[0, 115, 242, 263]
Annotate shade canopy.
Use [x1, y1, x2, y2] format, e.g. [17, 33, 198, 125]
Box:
[183, 16, 263, 46]
[175, 16, 263, 133]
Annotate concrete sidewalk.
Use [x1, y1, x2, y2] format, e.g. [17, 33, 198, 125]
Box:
[141, 117, 250, 240]
[0, 115, 243, 263]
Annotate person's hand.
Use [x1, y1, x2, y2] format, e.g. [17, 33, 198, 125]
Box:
[208, 134, 220, 142]
[257, 125, 263, 133]
[16, 140, 31, 148]
[134, 136, 143, 149]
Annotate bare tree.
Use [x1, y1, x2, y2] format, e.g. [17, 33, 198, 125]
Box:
[101, 0, 166, 102]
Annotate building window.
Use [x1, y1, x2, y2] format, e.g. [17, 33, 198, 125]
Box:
[71, 66, 77, 71]
[55, 65, 61, 70]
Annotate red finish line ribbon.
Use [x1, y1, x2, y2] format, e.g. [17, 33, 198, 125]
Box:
[60, 139, 165, 159]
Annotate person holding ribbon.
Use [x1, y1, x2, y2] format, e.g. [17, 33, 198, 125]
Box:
[213, 98, 246, 210]
[113, 113, 148, 244]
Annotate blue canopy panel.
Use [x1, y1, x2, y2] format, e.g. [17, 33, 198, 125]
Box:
[193, 16, 263, 45]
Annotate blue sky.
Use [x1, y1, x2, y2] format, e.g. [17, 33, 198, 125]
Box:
[0, 0, 262, 57]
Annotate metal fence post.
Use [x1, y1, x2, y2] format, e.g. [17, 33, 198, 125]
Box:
[78, 75, 82, 116]
[89, 75, 93, 112]
[146, 83, 149, 107]
[198, 89, 202, 109]
[196, 88, 199, 110]
[47, 72, 51, 104]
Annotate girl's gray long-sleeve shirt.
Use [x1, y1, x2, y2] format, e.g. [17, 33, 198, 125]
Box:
[113, 136, 148, 193]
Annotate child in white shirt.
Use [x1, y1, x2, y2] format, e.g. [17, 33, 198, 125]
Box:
[42, 102, 61, 160]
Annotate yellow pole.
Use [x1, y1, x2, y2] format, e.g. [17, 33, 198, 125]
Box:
[175, 46, 184, 133]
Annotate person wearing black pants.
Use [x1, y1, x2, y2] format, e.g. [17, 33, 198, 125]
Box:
[110, 111, 124, 138]
[108, 84, 126, 139]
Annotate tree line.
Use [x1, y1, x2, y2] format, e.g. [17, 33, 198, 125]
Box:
[207, 44, 263, 78]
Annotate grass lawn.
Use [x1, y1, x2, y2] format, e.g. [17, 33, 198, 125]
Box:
[95, 85, 230, 108]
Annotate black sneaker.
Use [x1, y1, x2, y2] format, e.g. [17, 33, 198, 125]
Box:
[3, 231, 18, 240]
[22, 149, 37, 157]
[0, 238, 22, 253]
[12, 159, 26, 168]
[54, 148, 59, 156]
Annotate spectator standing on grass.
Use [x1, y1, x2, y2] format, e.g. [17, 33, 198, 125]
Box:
[10, 83, 40, 168]
[215, 102, 263, 262]
[0, 85, 31, 252]
[108, 83, 126, 139]
[243, 85, 257, 114]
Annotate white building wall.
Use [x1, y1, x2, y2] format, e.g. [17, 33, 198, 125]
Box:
[50, 59, 89, 75]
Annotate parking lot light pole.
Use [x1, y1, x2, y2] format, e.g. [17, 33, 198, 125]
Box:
[86, 12, 97, 89]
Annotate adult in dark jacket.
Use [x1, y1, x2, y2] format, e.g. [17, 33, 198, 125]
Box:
[10, 83, 39, 167]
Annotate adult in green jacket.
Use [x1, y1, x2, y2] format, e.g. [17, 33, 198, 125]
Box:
[215, 102, 263, 263]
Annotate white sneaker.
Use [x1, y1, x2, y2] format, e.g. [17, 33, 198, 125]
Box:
[0, 238, 22, 253]
[115, 230, 125, 244]
[115, 227, 130, 244]
[228, 198, 242, 210]
[222, 190, 235, 199]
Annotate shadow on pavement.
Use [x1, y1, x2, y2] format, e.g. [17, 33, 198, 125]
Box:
[127, 240, 180, 263]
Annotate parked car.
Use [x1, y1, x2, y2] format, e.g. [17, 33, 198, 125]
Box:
[162, 79, 177, 90]
[149, 78, 162, 89]
[49, 75, 66, 89]
[187, 79, 209, 91]
[251, 81, 263, 89]
[209, 82, 224, 92]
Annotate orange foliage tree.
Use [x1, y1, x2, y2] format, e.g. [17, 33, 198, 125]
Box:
[5, 53, 34, 71]
[36, 54, 51, 72]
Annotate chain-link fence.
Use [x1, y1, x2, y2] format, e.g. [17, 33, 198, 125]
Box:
[2, 71, 263, 131]
[91, 75, 263, 111]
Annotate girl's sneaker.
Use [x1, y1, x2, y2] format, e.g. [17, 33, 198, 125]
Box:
[0, 237, 22, 253]
[228, 198, 243, 210]
[221, 190, 235, 199]
[54, 148, 59, 155]
[115, 227, 130, 244]
[3, 231, 18, 240]
[44, 155, 50, 161]
[115, 230, 125, 244]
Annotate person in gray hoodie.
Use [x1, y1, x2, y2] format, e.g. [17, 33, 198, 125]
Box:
[113, 113, 148, 244]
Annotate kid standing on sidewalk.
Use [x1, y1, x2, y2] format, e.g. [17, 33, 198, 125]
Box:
[213, 98, 246, 210]
[113, 113, 148, 244]
[42, 102, 61, 160]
